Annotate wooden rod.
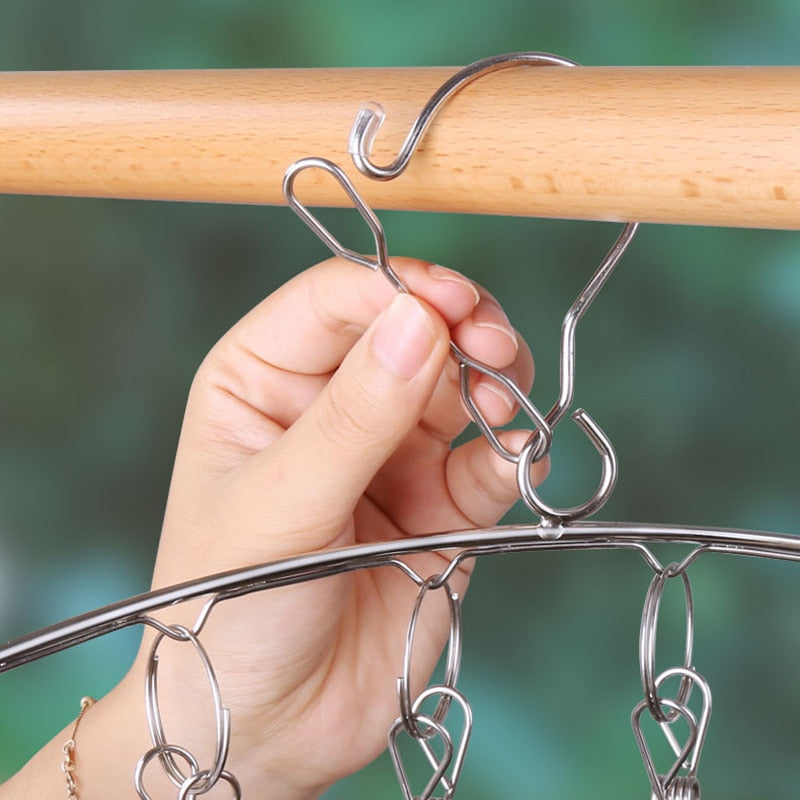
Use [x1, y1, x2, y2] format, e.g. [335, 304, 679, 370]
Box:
[0, 67, 798, 229]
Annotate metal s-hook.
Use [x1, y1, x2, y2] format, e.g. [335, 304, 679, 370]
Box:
[515, 220, 636, 524]
[546, 220, 639, 431]
[348, 51, 578, 181]
[348, 51, 639, 523]
[513, 220, 636, 524]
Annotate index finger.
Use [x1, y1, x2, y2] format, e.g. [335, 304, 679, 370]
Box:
[191, 257, 482, 434]
[228, 256, 480, 376]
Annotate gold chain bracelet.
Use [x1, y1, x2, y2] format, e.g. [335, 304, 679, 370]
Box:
[61, 696, 95, 800]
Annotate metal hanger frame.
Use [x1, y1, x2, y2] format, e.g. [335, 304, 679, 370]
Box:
[2, 521, 798, 673]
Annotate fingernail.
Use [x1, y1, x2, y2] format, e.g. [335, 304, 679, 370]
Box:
[372, 293, 436, 379]
[428, 264, 481, 307]
[475, 300, 519, 353]
[475, 377, 517, 413]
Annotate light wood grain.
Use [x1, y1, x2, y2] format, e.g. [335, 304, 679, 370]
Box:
[0, 67, 798, 228]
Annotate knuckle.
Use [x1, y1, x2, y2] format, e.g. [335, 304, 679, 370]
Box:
[319, 376, 383, 450]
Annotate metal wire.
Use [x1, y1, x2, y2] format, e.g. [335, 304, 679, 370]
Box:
[2, 521, 798, 674]
[283, 155, 641, 523]
[348, 52, 579, 181]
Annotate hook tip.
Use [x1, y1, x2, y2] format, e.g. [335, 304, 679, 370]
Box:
[348, 102, 386, 162]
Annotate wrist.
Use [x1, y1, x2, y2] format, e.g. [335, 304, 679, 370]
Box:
[92, 664, 323, 800]
[0, 674, 322, 800]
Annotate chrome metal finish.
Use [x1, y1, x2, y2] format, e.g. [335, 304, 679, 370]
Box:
[632, 697, 699, 800]
[283, 153, 640, 523]
[398, 576, 463, 739]
[134, 605, 239, 798]
[639, 566, 695, 723]
[348, 52, 578, 181]
[517, 407, 618, 523]
[283, 156, 554, 473]
[2, 522, 798, 673]
[389, 713, 453, 800]
[141, 622, 231, 793]
[347, 53, 643, 521]
[632, 667, 711, 800]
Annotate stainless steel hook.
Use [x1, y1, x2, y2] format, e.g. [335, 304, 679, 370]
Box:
[348, 52, 640, 522]
[348, 52, 578, 181]
[514, 216, 637, 523]
[282, 156, 554, 466]
[516, 407, 618, 525]
[546, 220, 639, 431]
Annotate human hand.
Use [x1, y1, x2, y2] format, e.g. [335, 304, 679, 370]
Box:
[14, 256, 547, 800]
[142, 256, 548, 798]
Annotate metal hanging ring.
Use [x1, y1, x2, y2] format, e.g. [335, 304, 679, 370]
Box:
[135, 744, 200, 800]
[398, 576, 463, 739]
[143, 623, 232, 792]
[178, 770, 242, 800]
[639, 565, 695, 723]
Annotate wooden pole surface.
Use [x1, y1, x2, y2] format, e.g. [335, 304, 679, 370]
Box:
[0, 66, 798, 229]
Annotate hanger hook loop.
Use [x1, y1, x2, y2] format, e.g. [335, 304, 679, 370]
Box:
[282, 156, 406, 292]
[282, 156, 554, 466]
[349, 51, 578, 181]
[516, 408, 618, 525]
[516, 219, 636, 524]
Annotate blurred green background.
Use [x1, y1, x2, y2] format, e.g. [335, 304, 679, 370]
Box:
[0, 0, 797, 797]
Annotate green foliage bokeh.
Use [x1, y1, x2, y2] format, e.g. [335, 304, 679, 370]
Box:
[0, 1, 797, 797]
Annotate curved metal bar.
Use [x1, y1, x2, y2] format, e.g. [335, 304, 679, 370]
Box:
[546, 221, 639, 431]
[1, 522, 797, 674]
[349, 51, 578, 181]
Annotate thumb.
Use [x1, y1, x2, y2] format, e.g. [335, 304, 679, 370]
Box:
[251, 292, 451, 544]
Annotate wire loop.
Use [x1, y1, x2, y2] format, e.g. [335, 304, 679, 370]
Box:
[282, 156, 554, 471]
[655, 667, 712, 778]
[632, 667, 711, 800]
[398, 576, 463, 740]
[516, 407, 618, 524]
[411, 685, 473, 799]
[388, 713, 454, 800]
[632, 696, 699, 800]
[135, 745, 200, 800]
[137, 613, 237, 799]
[639, 564, 695, 723]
